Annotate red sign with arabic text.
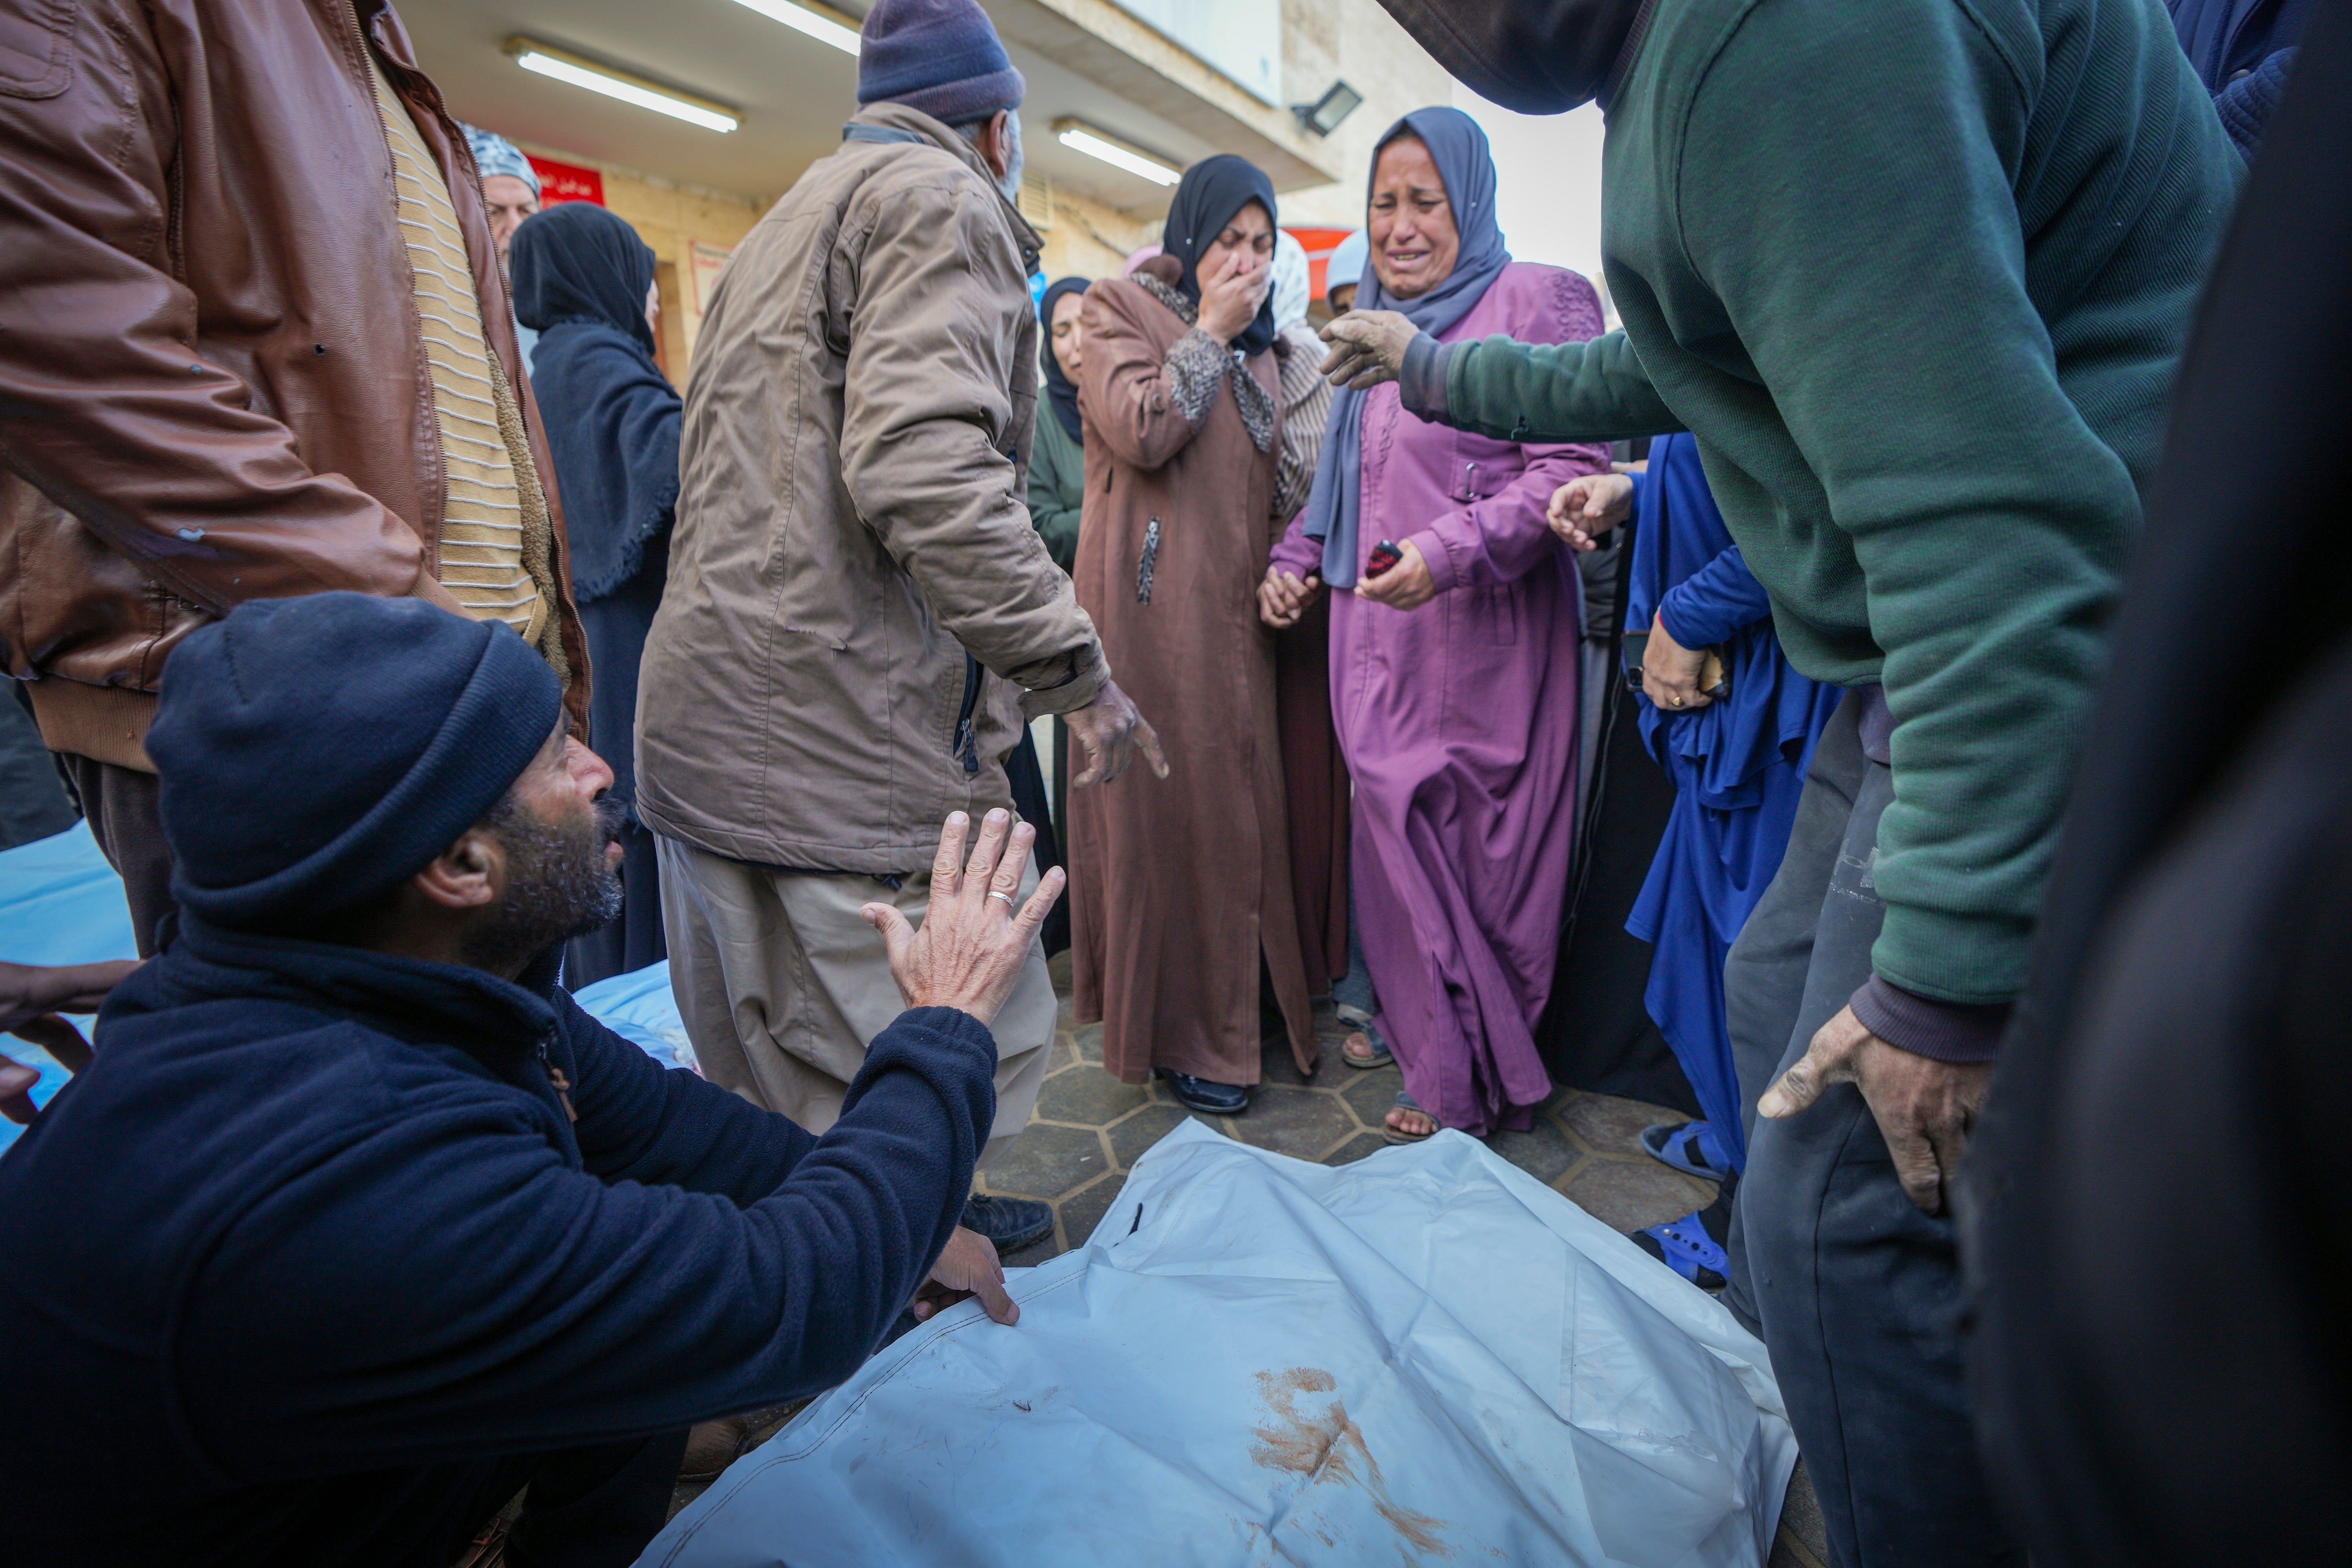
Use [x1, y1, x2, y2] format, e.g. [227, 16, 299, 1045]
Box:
[526, 154, 605, 207]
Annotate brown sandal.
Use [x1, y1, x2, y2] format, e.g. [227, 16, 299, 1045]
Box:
[1381, 1091, 1438, 1145]
[1341, 1029, 1393, 1069]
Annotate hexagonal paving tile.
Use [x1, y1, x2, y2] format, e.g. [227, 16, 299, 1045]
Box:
[1482, 1116, 1583, 1188]
[1069, 1022, 1105, 1064]
[1338, 1062, 1408, 1127]
[1556, 1089, 1689, 1158]
[1323, 1131, 1389, 1166]
[979, 1122, 1110, 1201]
[1055, 1172, 1131, 1249]
[1229, 1084, 1357, 1157]
[1033, 1062, 1150, 1125]
[1105, 1101, 1196, 1168]
[1558, 1156, 1711, 1232]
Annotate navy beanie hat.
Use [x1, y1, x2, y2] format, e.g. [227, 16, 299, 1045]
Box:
[147, 593, 563, 929]
[857, 0, 1025, 126]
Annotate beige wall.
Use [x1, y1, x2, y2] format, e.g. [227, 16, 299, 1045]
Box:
[1025, 177, 1159, 281]
[1276, 0, 1457, 228]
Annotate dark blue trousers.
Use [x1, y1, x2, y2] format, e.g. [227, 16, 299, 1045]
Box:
[1719, 692, 2021, 1568]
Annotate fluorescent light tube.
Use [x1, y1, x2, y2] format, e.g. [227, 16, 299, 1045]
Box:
[730, 0, 862, 55]
[1054, 122, 1182, 187]
[506, 40, 740, 133]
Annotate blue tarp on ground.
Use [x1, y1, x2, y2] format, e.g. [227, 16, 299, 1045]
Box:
[641, 1121, 1798, 1568]
[0, 822, 138, 1151]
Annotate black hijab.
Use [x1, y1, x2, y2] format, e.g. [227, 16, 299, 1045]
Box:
[1159, 154, 1279, 356]
[1372, 0, 1648, 113]
[512, 201, 658, 352]
[508, 203, 679, 602]
[1038, 276, 1091, 445]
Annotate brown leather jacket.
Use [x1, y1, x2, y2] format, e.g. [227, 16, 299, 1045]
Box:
[0, 0, 588, 768]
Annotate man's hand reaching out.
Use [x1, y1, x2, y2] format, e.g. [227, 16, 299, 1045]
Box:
[1064, 678, 1168, 786]
[862, 809, 1064, 1025]
[1318, 309, 1418, 391]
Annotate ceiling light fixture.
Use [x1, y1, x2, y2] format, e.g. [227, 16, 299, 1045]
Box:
[505, 39, 741, 134]
[1053, 120, 1182, 188]
[1291, 80, 1364, 138]
[729, 0, 861, 56]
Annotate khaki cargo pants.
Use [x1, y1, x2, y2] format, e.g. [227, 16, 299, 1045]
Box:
[656, 834, 1056, 1167]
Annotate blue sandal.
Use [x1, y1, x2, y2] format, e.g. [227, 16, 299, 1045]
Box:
[1635, 1210, 1729, 1289]
[1640, 1120, 1735, 1183]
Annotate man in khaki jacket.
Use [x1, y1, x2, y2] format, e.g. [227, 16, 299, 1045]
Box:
[0, 0, 588, 956]
[637, 0, 1161, 1253]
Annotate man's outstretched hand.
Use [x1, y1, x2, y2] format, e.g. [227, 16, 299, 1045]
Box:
[1064, 677, 1168, 787]
[0, 959, 141, 1123]
[1758, 1004, 1993, 1215]
[911, 1225, 1020, 1327]
[1318, 309, 1418, 391]
[862, 810, 1065, 1025]
[2, 959, 141, 1036]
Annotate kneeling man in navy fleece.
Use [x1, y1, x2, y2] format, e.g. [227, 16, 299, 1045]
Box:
[0, 592, 1057, 1568]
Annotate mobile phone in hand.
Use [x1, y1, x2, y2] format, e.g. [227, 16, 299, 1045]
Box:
[1366, 539, 1404, 577]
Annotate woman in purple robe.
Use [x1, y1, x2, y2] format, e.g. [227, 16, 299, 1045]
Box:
[1263, 108, 1610, 1139]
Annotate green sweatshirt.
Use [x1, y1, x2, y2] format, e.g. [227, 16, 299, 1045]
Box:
[1436, 0, 2239, 1006]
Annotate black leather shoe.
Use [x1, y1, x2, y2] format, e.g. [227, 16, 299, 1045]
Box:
[961, 1193, 1054, 1252]
[1157, 1069, 1249, 1115]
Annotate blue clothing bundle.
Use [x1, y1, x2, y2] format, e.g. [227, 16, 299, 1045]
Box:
[2169, 0, 2314, 157]
[0, 923, 996, 1564]
[1624, 435, 1841, 1172]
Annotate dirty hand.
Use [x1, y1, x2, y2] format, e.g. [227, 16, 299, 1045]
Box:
[912, 1225, 1020, 1326]
[862, 809, 1064, 1025]
[1257, 566, 1322, 629]
[1758, 1004, 1993, 1214]
[1065, 677, 1168, 786]
[1198, 245, 1270, 345]
[1641, 619, 1713, 711]
[1547, 472, 1635, 551]
[1356, 538, 1437, 612]
[1318, 309, 1418, 392]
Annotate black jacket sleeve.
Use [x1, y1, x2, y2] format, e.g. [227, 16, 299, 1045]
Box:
[178, 1007, 998, 1472]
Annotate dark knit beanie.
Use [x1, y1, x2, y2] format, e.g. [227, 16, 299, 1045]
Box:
[857, 0, 1025, 126]
[147, 593, 563, 929]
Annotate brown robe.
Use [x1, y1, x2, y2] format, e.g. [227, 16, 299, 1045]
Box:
[1069, 276, 1316, 1085]
[1277, 593, 1350, 995]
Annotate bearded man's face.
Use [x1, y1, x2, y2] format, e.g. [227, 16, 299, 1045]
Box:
[459, 789, 624, 975]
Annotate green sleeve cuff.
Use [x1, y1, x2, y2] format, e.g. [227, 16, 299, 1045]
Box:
[1870, 903, 2033, 1011]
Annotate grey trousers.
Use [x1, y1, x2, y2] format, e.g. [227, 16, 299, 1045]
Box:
[1719, 691, 2020, 1568]
[656, 834, 1056, 1170]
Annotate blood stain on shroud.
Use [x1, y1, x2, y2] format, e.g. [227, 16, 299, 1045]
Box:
[1248, 1368, 1453, 1558]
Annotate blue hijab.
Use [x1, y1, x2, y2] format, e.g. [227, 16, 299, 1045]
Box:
[510, 203, 680, 602]
[1302, 107, 1511, 588]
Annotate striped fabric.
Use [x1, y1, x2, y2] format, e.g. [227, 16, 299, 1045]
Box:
[1275, 323, 1336, 523]
[366, 56, 546, 644]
